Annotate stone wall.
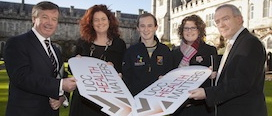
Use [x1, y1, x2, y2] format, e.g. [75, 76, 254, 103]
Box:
[0, 1, 144, 61]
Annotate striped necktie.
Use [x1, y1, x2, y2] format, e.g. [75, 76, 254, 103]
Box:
[44, 40, 58, 77]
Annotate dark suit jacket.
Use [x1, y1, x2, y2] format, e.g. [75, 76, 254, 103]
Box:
[4, 30, 64, 116]
[205, 29, 267, 116]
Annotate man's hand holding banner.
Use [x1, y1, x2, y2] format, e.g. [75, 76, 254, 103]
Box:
[134, 65, 212, 116]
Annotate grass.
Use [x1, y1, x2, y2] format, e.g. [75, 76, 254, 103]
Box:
[0, 69, 8, 115]
[265, 80, 272, 114]
[0, 61, 70, 115]
[0, 61, 271, 116]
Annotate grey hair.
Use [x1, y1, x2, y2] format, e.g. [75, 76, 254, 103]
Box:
[32, 1, 60, 17]
[216, 4, 242, 16]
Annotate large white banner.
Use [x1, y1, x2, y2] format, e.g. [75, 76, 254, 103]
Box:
[68, 57, 212, 116]
[68, 57, 136, 116]
[134, 66, 212, 116]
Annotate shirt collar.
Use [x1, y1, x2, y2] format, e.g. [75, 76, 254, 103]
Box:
[228, 26, 245, 45]
[32, 28, 51, 43]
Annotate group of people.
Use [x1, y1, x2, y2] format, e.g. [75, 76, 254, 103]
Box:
[3, 1, 267, 116]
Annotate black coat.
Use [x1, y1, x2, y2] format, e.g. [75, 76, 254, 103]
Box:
[72, 38, 126, 73]
[4, 30, 65, 116]
[205, 29, 267, 116]
[69, 37, 126, 116]
[122, 40, 172, 96]
[171, 41, 218, 116]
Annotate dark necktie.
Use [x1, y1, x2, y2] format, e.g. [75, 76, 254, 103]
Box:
[44, 40, 58, 77]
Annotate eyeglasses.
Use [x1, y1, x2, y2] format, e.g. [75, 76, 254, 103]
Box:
[183, 27, 198, 31]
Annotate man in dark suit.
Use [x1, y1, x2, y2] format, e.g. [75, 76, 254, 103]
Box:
[4, 1, 76, 116]
[188, 4, 267, 116]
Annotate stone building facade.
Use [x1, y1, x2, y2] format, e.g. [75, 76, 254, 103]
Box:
[152, 0, 272, 49]
[0, 1, 147, 61]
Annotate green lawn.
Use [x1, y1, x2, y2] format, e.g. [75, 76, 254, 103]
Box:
[0, 61, 272, 115]
[0, 61, 69, 116]
[265, 80, 272, 115]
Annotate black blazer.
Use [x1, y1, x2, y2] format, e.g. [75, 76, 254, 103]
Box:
[4, 30, 65, 116]
[205, 29, 267, 116]
[122, 41, 173, 96]
[73, 38, 126, 73]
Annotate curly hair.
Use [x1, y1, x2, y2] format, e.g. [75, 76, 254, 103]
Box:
[79, 4, 120, 43]
[178, 14, 206, 43]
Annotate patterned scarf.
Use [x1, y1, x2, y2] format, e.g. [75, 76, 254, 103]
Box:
[178, 40, 199, 67]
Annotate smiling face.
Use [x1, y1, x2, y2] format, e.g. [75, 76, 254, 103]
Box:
[137, 16, 158, 41]
[32, 9, 59, 38]
[92, 11, 110, 34]
[214, 7, 243, 40]
[183, 21, 199, 45]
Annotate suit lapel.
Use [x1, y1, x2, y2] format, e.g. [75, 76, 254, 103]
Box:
[52, 45, 62, 70]
[220, 29, 249, 78]
[226, 29, 248, 64]
[27, 31, 55, 71]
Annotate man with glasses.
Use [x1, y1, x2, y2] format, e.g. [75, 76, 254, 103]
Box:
[189, 4, 267, 116]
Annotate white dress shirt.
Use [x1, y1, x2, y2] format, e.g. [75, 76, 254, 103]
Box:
[32, 28, 68, 106]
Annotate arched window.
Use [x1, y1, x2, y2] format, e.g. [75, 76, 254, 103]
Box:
[250, 3, 254, 19]
[0, 41, 6, 60]
[206, 13, 214, 27]
[159, 0, 163, 6]
[0, 22, 2, 31]
[267, 37, 272, 49]
[263, 0, 272, 17]
[158, 18, 162, 32]
[172, 23, 178, 34]
[238, 6, 242, 12]
[172, 0, 181, 8]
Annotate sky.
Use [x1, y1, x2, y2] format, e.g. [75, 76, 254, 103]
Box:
[0, 0, 151, 14]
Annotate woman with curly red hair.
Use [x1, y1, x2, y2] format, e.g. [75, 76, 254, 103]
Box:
[69, 4, 126, 116]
